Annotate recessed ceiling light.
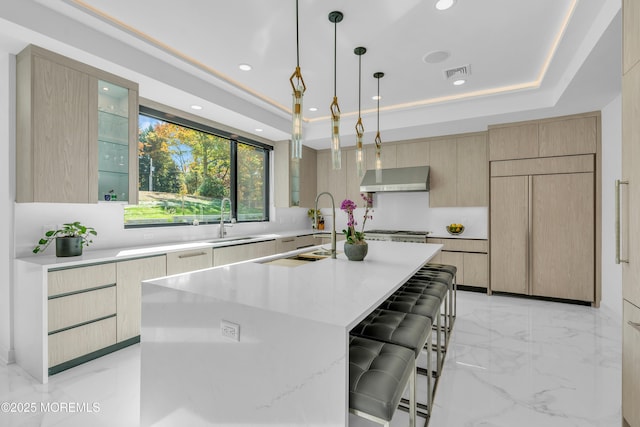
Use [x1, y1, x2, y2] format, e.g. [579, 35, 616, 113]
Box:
[423, 50, 450, 64]
[308, 107, 318, 112]
[372, 95, 382, 100]
[453, 79, 466, 86]
[255, 128, 263, 132]
[238, 64, 252, 71]
[190, 105, 203, 110]
[435, 0, 456, 11]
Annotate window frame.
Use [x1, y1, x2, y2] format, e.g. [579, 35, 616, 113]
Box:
[125, 105, 271, 229]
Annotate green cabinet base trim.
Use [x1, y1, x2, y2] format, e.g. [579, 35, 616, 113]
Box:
[48, 335, 140, 376]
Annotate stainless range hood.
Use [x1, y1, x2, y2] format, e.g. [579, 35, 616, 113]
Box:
[359, 166, 430, 192]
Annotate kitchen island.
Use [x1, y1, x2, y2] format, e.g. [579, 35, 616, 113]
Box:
[140, 240, 442, 426]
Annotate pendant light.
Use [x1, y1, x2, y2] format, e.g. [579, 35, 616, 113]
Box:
[328, 11, 343, 170]
[354, 47, 367, 178]
[289, 0, 306, 160]
[373, 72, 384, 183]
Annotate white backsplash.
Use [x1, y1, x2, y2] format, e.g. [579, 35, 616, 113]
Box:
[321, 191, 488, 239]
[14, 192, 487, 258]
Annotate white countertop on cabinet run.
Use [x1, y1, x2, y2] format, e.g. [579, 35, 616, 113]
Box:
[140, 241, 442, 427]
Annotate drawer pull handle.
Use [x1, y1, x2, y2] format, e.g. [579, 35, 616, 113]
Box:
[178, 252, 207, 259]
[282, 238, 295, 242]
[629, 321, 640, 332]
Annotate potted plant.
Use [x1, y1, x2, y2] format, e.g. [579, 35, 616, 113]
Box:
[33, 221, 98, 257]
[340, 194, 373, 261]
[307, 209, 324, 230]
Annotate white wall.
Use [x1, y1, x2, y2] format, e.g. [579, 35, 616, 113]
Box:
[1, 51, 15, 364]
[600, 93, 623, 317]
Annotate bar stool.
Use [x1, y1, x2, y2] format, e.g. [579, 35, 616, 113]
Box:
[349, 336, 417, 427]
[378, 291, 443, 378]
[350, 309, 433, 417]
[401, 279, 450, 347]
[414, 268, 456, 332]
[421, 263, 458, 325]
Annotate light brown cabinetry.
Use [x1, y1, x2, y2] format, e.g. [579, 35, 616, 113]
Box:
[427, 238, 489, 288]
[490, 157, 597, 303]
[622, 2, 640, 424]
[396, 140, 430, 167]
[429, 133, 488, 207]
[47, 264, 118, 369]
[166, 248, 213, 275]
[316, 150, 347, 208]
[213, 240, 276, 266]
[274, 142, 317, 208]
[623, 301, 640, 427]
[489, 115, 597, 161]
[116, 256, 166, 342]
[16, 44, 138, 204]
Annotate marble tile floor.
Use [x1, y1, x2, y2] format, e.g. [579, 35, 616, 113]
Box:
[0, 291, 622, 427]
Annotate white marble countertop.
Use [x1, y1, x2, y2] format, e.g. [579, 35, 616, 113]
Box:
[15, 228, 319, 269]
[144, 240, 442, 329]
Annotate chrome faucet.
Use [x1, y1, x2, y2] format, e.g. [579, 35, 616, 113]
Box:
[219, 197, 232, 238]
[314, 192, 337, 259]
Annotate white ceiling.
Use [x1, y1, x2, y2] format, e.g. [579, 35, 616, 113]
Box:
[0, 0, 622, 149]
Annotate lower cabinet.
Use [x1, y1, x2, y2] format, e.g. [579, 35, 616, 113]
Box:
[166, 248, 213, 275]
[49, 317, 117, 368]
[427, 238, 489, 288]
[623, 300, 640, 427]
[116, 256, 166, 342]
[46, 255, 166, 373]
[213, 240, 276, 266]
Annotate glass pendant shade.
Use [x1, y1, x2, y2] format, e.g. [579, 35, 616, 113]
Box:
[330, 96, 341, 169]
[355, 117, 365, 178]
[375, 131, 382, 183]
[290, 66, 304, 159]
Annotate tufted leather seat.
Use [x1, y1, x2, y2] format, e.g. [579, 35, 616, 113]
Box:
[349, 336, 416, 425]
[419, 263, 458, 327]
[380, 291, 443, 378]
[351, 308, 433, 418]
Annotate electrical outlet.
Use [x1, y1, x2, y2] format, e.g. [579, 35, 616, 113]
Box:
[220, 320, 240, 342]
[143, 233, 154, 240]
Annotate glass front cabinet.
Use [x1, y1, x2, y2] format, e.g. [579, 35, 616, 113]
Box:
[96, 79, 137, 203]
[16, 44, 139, 204]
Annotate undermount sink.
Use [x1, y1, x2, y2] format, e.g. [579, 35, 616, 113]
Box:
[262, 251, 330, 267]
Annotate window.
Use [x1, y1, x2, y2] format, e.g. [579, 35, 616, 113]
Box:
[124, 106, 271, 227]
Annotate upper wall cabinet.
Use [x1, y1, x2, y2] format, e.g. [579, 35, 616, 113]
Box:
[274, 142, 317, 208]
[429, 132, 488, 207]
[624, 0, 640, 74]
[489, 114, 598, 161]
[16, 44, 139, 204]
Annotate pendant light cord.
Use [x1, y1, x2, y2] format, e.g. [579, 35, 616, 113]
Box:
[377, 77, 380, 132]
[358, 53, 362, 115]
[333, 21, 337, 97]
[295, 0, 300, 68]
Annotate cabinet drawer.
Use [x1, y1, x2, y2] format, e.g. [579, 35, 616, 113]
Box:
[623, 300, 640, 427]
[213, 241, 276, 267]
[48, 286, 116, 333]
[428, 238, 488, 253]
[48, 316, 116, 368]
[295, 235, 316, 249]
[48, 263, 116, 297]
[166, 248, 213, 275]
[276, 237, 297, 253]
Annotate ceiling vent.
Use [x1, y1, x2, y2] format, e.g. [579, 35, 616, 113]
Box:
[443, 64, 471, 80]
